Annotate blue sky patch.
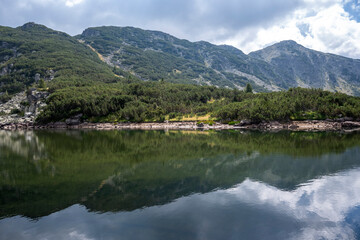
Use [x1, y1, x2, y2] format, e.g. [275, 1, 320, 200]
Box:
[344, 0, 360, 22]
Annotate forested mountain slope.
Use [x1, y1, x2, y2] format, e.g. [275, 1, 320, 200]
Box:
[0, 22, 116, 98]
[78, 26, 360, 95]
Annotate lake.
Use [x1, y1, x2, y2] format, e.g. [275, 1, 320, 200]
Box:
[1, 130, 360, 240]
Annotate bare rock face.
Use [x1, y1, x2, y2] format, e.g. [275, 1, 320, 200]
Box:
[0, 90, 49, 126]
[46, 69, 55, 81]
[26, 89, 49, 116]
[81, 28, 101, 37]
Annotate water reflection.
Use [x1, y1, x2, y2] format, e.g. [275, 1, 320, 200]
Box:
[1, 130, 360, 239]
[1, 168, 360, 240]
[0, 130, 47, 160]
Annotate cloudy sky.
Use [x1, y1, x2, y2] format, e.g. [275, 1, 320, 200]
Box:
[1, 0, 360, 58]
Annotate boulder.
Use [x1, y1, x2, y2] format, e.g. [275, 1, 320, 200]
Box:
[34, 73, 41, 82]
[238, 119, 252, 126]
[289, 124, 299, 129]
[65, 114, 83, 125]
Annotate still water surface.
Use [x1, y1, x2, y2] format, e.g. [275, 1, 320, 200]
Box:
[1, 130, 360, 239]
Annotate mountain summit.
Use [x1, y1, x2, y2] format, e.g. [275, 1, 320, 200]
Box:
[78, 26, 360, 95]
[250, 40, 360, 95]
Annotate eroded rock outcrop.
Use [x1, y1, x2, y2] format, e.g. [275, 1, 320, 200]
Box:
[0, 89, 49, 128]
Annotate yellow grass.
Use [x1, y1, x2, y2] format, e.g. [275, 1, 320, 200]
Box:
[168, 114, 212, 121]
[87, 45, 105, 61]
[207, 98, 215, 104]
[87, 44, 124, 78]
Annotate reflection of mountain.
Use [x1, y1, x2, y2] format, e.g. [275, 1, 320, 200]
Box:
[0, 131, 46, 160]
[1, 130, 360, 219]
[84, 147, 360, 213]
[2, 168, 360, 240]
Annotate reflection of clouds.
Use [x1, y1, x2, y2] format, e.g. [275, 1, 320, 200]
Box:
[230, 169, 360, 223]
[1, 168, 360, 240]
[225, 169, 360, 239]
[69, 231, 94, 240]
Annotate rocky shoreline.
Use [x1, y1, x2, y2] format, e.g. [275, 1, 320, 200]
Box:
[2, 120, 360, 132]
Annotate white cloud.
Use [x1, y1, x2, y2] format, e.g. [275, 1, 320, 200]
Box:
[1, 0, 360, 58]
[221, 0, 360, 59]
[65, 0, 84, 7]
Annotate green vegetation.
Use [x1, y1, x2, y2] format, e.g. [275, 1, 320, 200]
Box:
[214, 88, 360, 123]
[245, 83, 253, 93]
[197, 120, 215, 126]
[0, 23, 115, 99]
[37, 85, 360, 123]
[36, 81, 238, 123]
[0, 91, 10, 103]
[10, 108, 24, 116]
[38, 78, 46, 89]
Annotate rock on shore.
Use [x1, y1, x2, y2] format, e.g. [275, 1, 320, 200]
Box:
[1, 120, 360, 131]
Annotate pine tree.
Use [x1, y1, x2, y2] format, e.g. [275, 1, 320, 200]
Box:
[245, 83, 253, 93]
[39, 79, 46, 89]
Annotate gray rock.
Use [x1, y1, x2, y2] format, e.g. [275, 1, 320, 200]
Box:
[46, 69, 55, 81]
[238, 119, 252, 126]
[344, 117, 354, 121]
[34, 73, 41, 82]
[65, 114, 83, 125]
[335, 118, 345, 122]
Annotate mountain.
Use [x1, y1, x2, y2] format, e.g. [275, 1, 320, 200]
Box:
[0, 22, 116, 96]
[76, 26, 279, 92]
[77, 26, 360, 95]
[249, 40, 360, 95]
[1, 23, 360, 124]
[2, 23, 360, 96]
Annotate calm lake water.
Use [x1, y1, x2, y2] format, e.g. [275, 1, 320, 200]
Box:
[1, 130, 360, 240]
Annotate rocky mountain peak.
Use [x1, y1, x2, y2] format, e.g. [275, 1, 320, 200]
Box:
[20, 22, 49, 31]
[250, 40, 305, 56]
[81, 28, 101, 37]
[278, 40, 299, 46]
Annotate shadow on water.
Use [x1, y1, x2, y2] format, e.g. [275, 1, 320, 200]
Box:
[1, 130, 360, 219]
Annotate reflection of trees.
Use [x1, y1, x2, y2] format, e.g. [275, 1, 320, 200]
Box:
[1, 130, 360, 219]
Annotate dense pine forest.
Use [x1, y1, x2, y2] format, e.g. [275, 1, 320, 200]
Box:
[37, 80, 360, 123]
